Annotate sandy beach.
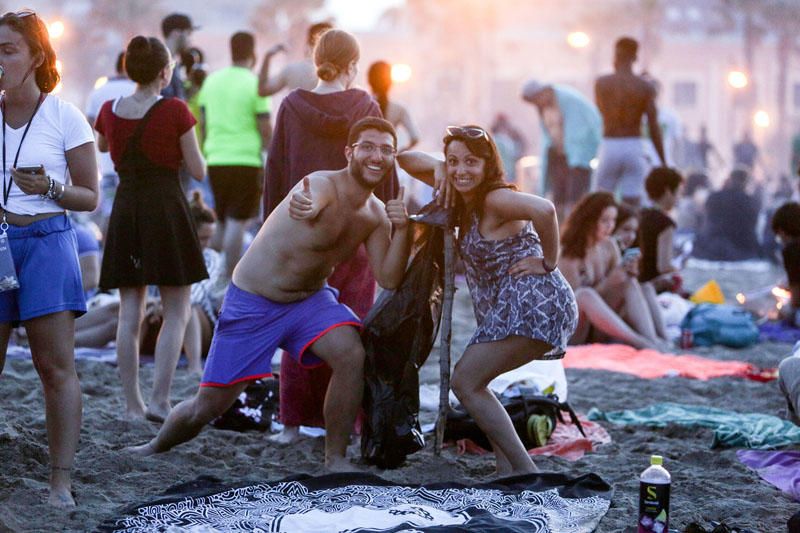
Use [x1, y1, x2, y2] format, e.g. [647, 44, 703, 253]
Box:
[0, 262, 796, 532]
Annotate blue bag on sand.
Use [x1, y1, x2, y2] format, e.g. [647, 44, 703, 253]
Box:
[680, 303, 760, 348]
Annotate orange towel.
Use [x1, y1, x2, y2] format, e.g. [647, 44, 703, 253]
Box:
[563, 343, 756, 380]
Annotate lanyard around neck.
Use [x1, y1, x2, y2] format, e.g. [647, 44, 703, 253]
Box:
[2, 93, 45, 207]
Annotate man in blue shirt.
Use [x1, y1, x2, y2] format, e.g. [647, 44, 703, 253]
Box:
[522, 79, 601, 218]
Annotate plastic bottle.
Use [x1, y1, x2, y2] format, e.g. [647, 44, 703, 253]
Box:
[637, 455, 671, 533]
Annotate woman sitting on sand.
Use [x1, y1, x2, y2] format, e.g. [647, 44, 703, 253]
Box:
[398, 125, 577, 476]
[559, 192, 667, 350]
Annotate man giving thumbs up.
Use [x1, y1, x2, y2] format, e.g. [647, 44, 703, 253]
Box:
[127, 118, 411, 473]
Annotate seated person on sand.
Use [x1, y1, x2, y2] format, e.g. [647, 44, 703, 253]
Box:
[638, 168, 683, 293]
[612, 204, 668, 341]
[771, 202, 800, 328]
[127, 118, 411, 471]
[559, 192, 668, 350]
[691, 167, 762, 261]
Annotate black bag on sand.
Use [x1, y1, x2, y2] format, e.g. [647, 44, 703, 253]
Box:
[361, 225, 445, 469]
[211, 378, 279, 432]
[444, 392, 585, 450]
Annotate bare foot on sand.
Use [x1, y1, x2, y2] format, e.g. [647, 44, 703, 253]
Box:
[188, 365, 204, 379]
[48, 488, 75, 508]
[145, 405, 170, 423]
[123, 408, 147, 422]
[325, 456, 364, 473]
[269, 425, 300, 444]
[124, 441, 157, 457]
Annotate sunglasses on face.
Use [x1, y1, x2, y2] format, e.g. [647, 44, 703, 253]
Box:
[445, 125, 490, 142]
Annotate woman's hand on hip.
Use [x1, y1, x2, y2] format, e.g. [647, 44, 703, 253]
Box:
[508, 256, 548, 277]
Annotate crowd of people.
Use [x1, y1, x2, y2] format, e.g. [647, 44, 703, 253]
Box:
[0, 8, 798, 510]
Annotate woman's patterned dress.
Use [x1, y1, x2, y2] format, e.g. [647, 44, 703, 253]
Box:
[459, 214, 578, 357]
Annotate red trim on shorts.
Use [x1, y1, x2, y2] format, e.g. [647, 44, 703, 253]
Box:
[200, 372, 273, 388]
[297, 321, 362, 368]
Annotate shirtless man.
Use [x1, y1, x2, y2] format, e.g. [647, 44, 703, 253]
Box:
[127, 117, 411, 471]
[594, 37, 665, 208]
[257, 22, 332, 96]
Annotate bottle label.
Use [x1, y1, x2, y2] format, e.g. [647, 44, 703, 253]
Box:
[638, 481, 670, 533]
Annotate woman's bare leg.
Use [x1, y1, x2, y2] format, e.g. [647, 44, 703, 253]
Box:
[182, 306, 204, 377]
[148, 285, 191, 421]
[620, 279, 661, 344]
[574, 288, 656, 349]
[116, 287, 147, 420]
[641, 282, 669, 341]
[451, 336, 553, 476]
[25, 311, 82, 508]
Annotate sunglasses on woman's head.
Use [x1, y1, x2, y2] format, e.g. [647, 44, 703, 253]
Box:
[2, 9, 36, 20]
[445, 126, 490, 142]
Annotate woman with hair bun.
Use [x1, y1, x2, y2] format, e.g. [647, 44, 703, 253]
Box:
[263, 28, 398, 443]
[0, 9, 99, 507]
[94, 36, 207, 423]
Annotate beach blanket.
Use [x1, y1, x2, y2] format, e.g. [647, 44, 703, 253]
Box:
[563, 344, 765, 381]
[588, 402, 800, 449]
[96, 472, 612, 533]
[760, 321, 800, 344]
[737, 449, 800, 502]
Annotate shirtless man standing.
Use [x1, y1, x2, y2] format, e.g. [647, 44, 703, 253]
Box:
[257, 22, 332, 96]
[127, 118, 410, 471]
[594, 37, 666, 208]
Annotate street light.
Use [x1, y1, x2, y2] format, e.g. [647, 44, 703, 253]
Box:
[727, 70, 748, 90]
[567, 31, 590, 49]
[391, 63, 412, 84]
[47, 20, 64, 39]
[753, 110, 770, 128]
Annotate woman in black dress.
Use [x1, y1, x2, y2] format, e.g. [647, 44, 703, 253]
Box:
[95, 36, 207, 422]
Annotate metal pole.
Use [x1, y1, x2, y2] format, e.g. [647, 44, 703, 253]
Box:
[434, 228, 456, 455]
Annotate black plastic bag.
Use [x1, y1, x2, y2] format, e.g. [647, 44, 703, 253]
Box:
[211, 378, 279, 432]
[444, 392, 585, 450]
[360, 225, 445, 468]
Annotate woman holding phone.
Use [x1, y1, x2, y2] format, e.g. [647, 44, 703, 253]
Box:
[0, 10, 98, 506]
[559, 192, 667, 349]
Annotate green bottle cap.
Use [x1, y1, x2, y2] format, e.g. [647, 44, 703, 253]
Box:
[651, 455, 663, 466]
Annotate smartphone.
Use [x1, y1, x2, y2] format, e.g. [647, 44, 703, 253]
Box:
[15, 165, 43, 174]
[623, 247, 641, 263]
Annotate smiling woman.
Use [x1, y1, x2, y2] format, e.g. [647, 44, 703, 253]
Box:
[0, 9, 99, 508]
[397, 126, 577, 477]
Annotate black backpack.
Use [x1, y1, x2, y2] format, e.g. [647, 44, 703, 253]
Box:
[444, 392, 585, 450]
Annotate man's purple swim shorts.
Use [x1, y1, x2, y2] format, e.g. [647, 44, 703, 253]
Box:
[200, 282, 361, 387]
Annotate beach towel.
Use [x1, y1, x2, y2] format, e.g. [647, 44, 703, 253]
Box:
[563, 344, 762, 381]
[737, 450, 800, 502]
[760, 320, 800, 344]
[96, 472, 612, 533]
[588, 402, 800, 449]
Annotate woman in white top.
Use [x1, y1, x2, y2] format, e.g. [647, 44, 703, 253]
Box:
[0, 10, 98, 507]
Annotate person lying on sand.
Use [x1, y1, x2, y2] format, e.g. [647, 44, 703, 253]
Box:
[126, 118, 411, 471]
